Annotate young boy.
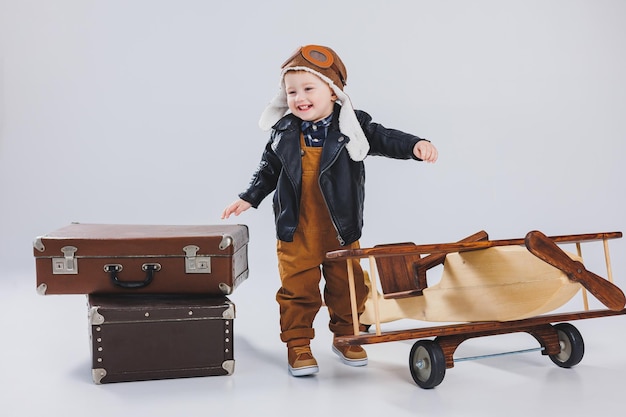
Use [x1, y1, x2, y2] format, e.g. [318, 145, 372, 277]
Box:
[222, 45, 437, 377]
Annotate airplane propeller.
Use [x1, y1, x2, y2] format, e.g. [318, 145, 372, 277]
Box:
[525, 230, 626, 311]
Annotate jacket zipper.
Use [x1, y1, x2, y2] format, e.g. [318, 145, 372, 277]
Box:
[318, 140, 346, 246]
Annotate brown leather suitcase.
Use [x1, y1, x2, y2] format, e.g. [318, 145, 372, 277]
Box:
[34, 223, 249, 295]
[88, 294, 235, 384]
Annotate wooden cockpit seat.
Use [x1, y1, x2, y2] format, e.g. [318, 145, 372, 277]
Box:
[375, 231, 489, 299]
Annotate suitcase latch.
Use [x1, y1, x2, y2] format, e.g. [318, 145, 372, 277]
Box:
[52, 246, 79, 275]
[183, 245, 212, 274]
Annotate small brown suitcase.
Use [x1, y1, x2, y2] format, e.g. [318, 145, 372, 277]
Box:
[88, 294, 235, 384]
[33, 223, 249, 295]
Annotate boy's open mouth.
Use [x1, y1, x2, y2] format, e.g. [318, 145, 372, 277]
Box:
[298, 104, 313, 111]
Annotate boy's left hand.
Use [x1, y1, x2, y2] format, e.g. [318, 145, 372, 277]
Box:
[413, 140, 438, 163]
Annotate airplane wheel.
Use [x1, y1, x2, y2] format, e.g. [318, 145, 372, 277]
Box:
[549, 323, 585, 368]
[409, 340, 446, 389]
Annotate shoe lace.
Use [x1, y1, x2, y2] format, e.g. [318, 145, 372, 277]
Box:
[292, 346, 313, 359]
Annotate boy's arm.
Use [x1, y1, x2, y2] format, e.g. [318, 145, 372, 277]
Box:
[356, 109, 435, 161]
[238, 139, 282, 208]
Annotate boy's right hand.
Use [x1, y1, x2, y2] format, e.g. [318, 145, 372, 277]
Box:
[221, 199, 252, 219]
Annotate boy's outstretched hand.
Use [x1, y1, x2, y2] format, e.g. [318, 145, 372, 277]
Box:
[221, 199, 252, 219]
[413, 140, 438, 163]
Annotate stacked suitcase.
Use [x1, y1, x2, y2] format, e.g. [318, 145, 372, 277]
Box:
[33, 223, 249, 384]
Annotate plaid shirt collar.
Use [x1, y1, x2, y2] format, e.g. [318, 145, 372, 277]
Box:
[301, 114, 333, 147]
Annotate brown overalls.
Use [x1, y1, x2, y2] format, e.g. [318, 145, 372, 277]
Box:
[276, 135, 368, 347]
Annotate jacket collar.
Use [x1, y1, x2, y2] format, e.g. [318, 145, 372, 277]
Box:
[271, 113, 347, 166]
[271, 103, 370, 160]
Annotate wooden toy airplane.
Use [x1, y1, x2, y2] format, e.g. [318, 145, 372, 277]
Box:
[327, 230, 625, 388]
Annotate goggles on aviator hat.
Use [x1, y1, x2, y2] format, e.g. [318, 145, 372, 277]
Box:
[281, 44, 347, 90]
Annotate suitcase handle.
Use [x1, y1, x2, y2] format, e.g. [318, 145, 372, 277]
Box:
[104, 263, 161, 289]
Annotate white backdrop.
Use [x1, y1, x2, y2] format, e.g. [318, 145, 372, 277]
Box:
[2, 2, 626, 416]
[1, 0, 625, 289]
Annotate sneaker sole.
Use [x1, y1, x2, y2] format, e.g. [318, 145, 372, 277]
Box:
[288, 364, 319, 377]
[332, 345, 368, 367]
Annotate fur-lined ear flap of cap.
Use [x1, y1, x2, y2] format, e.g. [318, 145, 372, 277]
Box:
[334, 89, 369, 161]
[259, 89, 289, 131]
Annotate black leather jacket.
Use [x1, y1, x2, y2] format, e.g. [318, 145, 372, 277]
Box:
[239, 104, 425, 246]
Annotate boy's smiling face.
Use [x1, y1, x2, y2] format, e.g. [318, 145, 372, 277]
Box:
[284, 70, 337, 122]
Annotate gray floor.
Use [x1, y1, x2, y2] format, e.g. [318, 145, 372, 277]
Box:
[2, 269, 625, 417]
